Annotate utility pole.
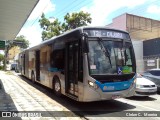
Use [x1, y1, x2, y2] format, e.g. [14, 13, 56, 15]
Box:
[4, 45, 7, 71]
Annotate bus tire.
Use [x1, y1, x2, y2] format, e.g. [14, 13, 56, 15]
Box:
[53, 77, 61, 96]
[31, 72, 35, 84]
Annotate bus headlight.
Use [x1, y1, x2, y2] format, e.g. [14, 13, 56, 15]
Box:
[88, 81, 98, 89]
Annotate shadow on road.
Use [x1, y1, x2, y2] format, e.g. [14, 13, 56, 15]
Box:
[126, 96, 157, 101]
[0, 78, 21, 120]
[18, 74, 136, 117]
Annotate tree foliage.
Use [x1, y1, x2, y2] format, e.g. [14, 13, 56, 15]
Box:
[0, 54, 4, 62]
[64, 11, 92, 30]
[39, 11, 92, 40]
[39, 13, 63, 40]
[6, 35, 29, 52]
[15, 35, 29, 49]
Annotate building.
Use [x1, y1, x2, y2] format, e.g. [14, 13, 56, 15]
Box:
[8, 46, 21, 63]
[107, 13, 160, 72]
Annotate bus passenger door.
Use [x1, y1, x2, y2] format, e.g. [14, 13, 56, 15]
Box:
[35, 50, 40, 81]
[65, 41, 79, 97]
[23, 54, 25, 75]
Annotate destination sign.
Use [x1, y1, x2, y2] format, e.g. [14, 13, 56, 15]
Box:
[84, 29, 130, 39]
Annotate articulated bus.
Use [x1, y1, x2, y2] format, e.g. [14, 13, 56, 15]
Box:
[19, 26, 137, 102]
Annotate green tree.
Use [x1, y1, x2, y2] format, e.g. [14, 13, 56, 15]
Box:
[64, 11, 91, 30]
[0, 54, 4, 62]
[39, 13, 62, 40]
[0, 53, 4, 70]
[39, 11, 92, 40]
[14, 35, 29, 49]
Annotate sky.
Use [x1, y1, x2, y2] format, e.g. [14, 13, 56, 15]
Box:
[17, 0, 160, 47]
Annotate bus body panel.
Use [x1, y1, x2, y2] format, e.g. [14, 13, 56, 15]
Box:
[18, 26, 136, 102]
[82, 84, 135, 102]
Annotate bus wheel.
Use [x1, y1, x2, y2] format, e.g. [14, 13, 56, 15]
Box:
[53, 77, 61, 96]
[31, 72, 35, 84]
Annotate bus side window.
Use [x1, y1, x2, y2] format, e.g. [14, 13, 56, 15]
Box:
[51, 49, 64, 70]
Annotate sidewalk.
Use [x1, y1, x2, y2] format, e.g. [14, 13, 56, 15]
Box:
[0, 71, 83, 120]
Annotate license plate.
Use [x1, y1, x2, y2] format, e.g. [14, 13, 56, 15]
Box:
[112, 95, 120, 99]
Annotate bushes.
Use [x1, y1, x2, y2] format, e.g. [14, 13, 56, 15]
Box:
[0, 66, 4, 70]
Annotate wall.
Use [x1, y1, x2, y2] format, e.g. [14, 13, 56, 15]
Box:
[8, 46, 21, 61]
[106, 14, 127, 31]
[132, 40, 144, 72]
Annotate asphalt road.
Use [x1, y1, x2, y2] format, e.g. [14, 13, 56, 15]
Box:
[0, 71, 160, 120]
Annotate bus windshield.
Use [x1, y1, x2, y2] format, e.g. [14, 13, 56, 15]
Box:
[88, 39, 135, 75]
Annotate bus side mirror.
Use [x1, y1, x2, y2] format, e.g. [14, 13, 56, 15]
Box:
[82, 33, 89, 53]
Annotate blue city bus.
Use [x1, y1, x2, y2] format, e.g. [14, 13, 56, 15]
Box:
[19, 26, 137, 102]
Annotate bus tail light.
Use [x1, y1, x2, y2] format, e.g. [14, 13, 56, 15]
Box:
[88, 81, 98, 89]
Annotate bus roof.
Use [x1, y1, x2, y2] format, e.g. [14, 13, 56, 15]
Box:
[80, 26, 128, 33]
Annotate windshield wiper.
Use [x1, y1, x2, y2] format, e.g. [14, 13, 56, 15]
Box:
[97, 37, 112, 68]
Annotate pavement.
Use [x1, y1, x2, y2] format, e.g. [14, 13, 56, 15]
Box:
[0, 71, 84, 120]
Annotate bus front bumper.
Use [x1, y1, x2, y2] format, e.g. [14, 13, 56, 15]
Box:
[82, 83, 136, 102]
